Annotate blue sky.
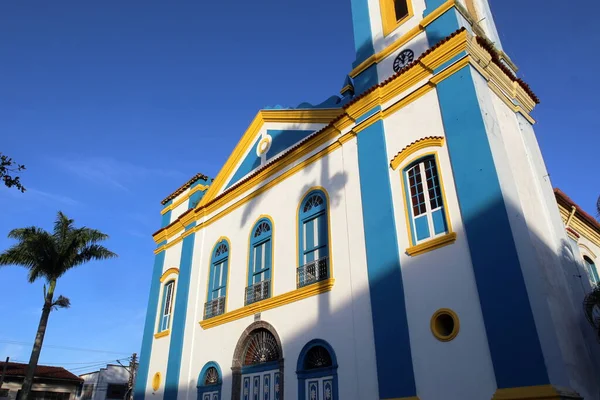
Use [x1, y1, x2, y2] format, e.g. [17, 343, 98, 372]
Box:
[0, 0, 598, 372]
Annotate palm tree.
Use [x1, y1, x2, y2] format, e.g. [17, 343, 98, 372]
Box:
[584, 285, 600, 343]
[0, 212, 117, 400]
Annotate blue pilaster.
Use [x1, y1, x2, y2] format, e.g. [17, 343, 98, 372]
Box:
[133, 250, 166, 400]
[164, 227, 196, 400]
[434, 64, 549, 389]
[350, 0, 375, 68]
[356, 119, 417, 399]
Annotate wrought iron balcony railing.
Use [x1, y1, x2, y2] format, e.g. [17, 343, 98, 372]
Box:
[204, 296, 226, 319]
[245, 280, 271, 305]
[297, 256, 329, 288]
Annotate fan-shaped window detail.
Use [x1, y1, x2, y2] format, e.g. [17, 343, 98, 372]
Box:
[584, 256, 599, 286]
[197, 362, 222, 400]
[297, 340, 338, 400]
[246, 218, 273, 305]
[298, 189, 330, 288]
[303, 346, 333, 370]
[254, 222, 271, 238]
[243, 329, 280, 366]
[205, 239, 229, 320]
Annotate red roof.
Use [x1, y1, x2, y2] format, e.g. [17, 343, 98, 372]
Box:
[0, 362, 83, 382]
[554, 188, 600, 235]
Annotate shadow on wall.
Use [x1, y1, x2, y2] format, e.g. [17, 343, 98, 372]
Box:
[154, 165, 600, 399]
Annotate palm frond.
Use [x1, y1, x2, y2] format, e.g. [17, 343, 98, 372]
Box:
[71, 244, 117, 268]
[51, 295, 71, 310]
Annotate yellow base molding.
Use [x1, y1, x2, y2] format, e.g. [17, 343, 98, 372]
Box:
[406, 232, 457, 256]
[200, 278, 335, 329]
[153, 330, 170, 339]
[492, 385, 582, 400]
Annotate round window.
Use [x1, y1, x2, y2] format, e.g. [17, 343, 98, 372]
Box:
[430, 308, 459, 341]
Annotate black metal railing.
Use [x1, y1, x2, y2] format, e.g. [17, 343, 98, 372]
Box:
[204, 296, 226, 319]
[245, 280, 270, 305]
[297, 256, 329, 288]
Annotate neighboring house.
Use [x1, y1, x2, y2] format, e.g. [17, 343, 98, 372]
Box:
[555, 188, 600, 287]
[0, 361, 82, 400]
[133, 0, 600, 399]
[78, 365, 129, 400]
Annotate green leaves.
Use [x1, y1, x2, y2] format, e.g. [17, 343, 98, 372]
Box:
[0, 211, 118, 284]
[0, 153, 26, 192]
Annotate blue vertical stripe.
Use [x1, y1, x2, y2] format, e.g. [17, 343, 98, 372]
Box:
[350, 0, 375, 68]
[133, 250, 166, 400]
[434, 64, 549, 388]
[356, 119, 417, 398]
[164, 232, 196, 400]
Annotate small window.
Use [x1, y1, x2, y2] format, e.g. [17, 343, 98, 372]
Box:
[81, 384, 94, 400]
[159, 281, 175, 332]
[106, 384, 128, 400]
[584, 256, 599, 286]
[380, 0, 412, 36]
[404, 155, 448, 244]
[393, 0, 409, 21]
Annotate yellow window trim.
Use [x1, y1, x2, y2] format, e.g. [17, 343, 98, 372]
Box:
[430, 308, 459, 342]
[390, 137, 445, 170]
[204, 237, 232, 314]
[491, 384, 581, 399]
[379, 0, 414, 37]
[153, 31, 537, 251]
[159, 268, 179, 282]
[153, 330, 170, 339]
[406, 232, 456, 256]
[245, 215, 275, 302]
[200, 278, 335, 329]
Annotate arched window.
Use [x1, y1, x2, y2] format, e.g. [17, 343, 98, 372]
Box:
[197, 362, 222, 400]
[204, 239, 229, 319]
[584, 256, 599, 286]
[159, 280, 175, 332]
[403, 154, 449, 244]
[234, 324, 283, 400]
[246, 218, 273, 305]
[298, 190, 330, 288]
[297, 340, 338, 400]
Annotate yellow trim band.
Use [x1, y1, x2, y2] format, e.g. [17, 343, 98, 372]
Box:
[159, 268, 179, 282]
[406, 232, 457, 256]
[390, 137, 444, 170]
[200, 278, 335, 329]
[492, 385, 581, 399]
[153, 330, 170, 339]
[161, 184, 209, 215]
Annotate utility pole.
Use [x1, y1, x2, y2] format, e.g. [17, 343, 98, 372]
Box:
[0, 357, 9, 389]
[127, 353, 137, 400]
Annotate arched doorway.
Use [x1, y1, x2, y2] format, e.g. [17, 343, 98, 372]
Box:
[197, 362, 222, 400]
[231, 321, 283, 400]
[296, 340, 338, 400]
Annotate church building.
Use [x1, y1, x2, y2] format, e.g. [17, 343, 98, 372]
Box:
[134, 0, 600, 399]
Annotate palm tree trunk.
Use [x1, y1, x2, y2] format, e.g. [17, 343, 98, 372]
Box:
[19, 280, 55, 400]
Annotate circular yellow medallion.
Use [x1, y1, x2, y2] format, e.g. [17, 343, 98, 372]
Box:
[430, 308, 460, 342]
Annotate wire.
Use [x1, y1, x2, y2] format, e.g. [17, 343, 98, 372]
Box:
[12, 358, 127, 366]
[0, 339, 130, 355]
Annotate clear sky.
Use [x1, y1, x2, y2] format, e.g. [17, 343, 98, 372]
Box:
[1, 0, 598, 372]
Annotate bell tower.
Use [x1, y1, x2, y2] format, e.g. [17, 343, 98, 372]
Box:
[349, 0, 506, 94]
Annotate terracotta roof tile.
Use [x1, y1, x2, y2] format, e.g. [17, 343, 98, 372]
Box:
[0, 362, 83, 382]
[161, 173, 211, 205]
[554, 188, 600, 235]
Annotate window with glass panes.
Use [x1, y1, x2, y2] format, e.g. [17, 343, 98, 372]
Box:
[159, 280, 175, 332]
[248, 219, 273, 286]
[404, 155, 448, 243]
[209, 241, 229, 301]
[584, 256, 599, 285]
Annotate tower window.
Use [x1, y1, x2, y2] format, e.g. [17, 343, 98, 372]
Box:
[394, 0, 409, 22]
[380, 0, 413, 36]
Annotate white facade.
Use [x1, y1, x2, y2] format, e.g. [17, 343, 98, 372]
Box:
[78, 365, 130, 400]
[134, 1, 600, 400]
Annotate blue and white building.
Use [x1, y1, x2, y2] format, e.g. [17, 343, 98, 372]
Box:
[134, 1, 600, 399]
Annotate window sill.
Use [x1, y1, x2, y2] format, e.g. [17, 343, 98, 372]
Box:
[406, 232, 457, 256]
[154, 330, 170, 339]
[200, 278, 335, 330]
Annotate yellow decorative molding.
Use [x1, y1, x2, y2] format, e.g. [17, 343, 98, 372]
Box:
[159, 268, 179, 282]
[390, 137, 445, 170]
[160, 184, 209, 215]
[153, 330, 170, 339]
[151, 372, 161, 391]
[579, 243, 596, 259]
[353, 109, 383, 133]
[379, 0, 414, 37]
[407, 232, 457, 256]
[430, 308, 460, 341]
[339, 84, 353, 95]
[200, 279, 335, 329]
[492, 385, 582, 400]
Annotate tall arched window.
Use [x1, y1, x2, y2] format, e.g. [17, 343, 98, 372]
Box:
[246, 218, 273, 305]
[159, 280, 175, 332]
[204, 239, 229, 319]
[297, 339, 338, 400]
[584, 256, 599, 286]
[298, 190, 330, 288]
[403, 154, 449, 244]
[197, 362, 222, 400]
